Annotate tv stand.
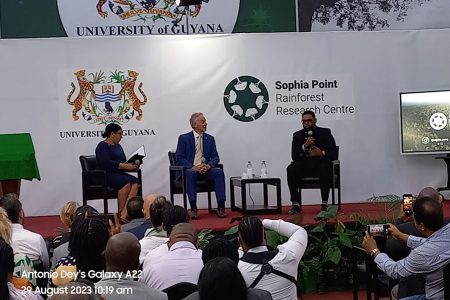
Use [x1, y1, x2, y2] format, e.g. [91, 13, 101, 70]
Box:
[435, 154, 450, 191]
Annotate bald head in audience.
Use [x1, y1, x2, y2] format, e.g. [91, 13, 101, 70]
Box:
[105, 232, 140, 272]
[418, 187, 444, 205]
[143, 194, 159, 219]
[168, 223, 197, 248]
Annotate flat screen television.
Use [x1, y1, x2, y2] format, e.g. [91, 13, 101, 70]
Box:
[400, 90, 450, 154]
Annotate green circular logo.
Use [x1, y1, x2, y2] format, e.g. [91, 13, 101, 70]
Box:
[223, 76, 269, 122]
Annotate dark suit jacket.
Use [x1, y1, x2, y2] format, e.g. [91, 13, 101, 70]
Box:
[291, 126, 337, 162]
[175, 131, 220, 168]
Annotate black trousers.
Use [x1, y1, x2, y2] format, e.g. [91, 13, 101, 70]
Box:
[286, 157, 332, 205]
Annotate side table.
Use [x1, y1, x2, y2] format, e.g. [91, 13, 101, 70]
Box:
[230, 176, 282, 214]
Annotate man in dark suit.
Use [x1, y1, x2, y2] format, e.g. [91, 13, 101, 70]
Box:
[175, 112, 227, 219]
[287, 110, 337, 214]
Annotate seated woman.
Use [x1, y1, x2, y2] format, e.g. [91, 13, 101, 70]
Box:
[0, 239, 43, 300]
[96, 123, 140, 220]
[51, 218, 110, 286]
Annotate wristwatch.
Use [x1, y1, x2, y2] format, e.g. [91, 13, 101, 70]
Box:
[370, 248, 380, 258]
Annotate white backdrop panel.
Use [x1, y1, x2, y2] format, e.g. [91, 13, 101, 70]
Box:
[0, 31, 448, 216]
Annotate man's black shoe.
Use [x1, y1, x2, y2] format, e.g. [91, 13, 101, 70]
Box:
[288, 205, 301, 215]
[321, 204, 328, 211]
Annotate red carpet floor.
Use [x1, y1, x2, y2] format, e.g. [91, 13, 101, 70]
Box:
[24, 202, 450, 239]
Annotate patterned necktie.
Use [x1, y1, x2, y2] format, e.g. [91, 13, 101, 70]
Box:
[194, 135, 203, 166]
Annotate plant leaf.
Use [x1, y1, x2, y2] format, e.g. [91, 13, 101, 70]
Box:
[310, 222, 325, 233]
[224, 225, 238, 236]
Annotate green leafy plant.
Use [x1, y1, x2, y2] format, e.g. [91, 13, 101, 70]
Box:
[350, 194, 402, 226]
[197, 229, 214, 249]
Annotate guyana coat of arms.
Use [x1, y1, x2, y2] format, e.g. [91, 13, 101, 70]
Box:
[66, 69, 148, 125]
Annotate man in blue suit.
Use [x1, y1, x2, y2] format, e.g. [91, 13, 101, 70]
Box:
[175, 112, 227, 219]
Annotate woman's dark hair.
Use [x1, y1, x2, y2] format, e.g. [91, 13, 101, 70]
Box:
[198, 257, 247, 300]
[71, 205, 99, 232]
[238, 216, 263, 249]
[102, 123, 122, 138]
[0, 238, 15, 300]
[68, 218, 109, 282]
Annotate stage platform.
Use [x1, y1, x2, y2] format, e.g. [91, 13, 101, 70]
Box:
[24, 201, 450, 239]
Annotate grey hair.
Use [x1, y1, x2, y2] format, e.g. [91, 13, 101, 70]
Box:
[190, 112, 203, 128]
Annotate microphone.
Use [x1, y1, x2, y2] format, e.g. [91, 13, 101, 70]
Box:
[134, 159, 141, 166]
[307, 130, 313, 137]
[201, 157, 206, 164]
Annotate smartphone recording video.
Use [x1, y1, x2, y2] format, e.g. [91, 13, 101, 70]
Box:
[403, 194, 414, 217]
[367, 224, 389, 237]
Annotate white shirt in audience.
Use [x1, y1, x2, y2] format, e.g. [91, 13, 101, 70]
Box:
[140, 241, 203, 291]
[139, 227, 168, 264]
[11, 223, 49, 271]
[238, 219, 307, 300]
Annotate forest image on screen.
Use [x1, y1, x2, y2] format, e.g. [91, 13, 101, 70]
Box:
[401, 90, 450, 154]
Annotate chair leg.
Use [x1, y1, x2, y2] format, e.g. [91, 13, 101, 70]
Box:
[207, 192, 212, 213]
[183, 192, 188, 210]
[298, 188, 302, 206]
[338, 186, 342, 209]
[104, 199, 108, 214]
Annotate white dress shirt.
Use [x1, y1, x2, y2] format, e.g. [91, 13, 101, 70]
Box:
[11, 223, 49, 271]
[140, 241, 203, 291]
[238, 219, 308, 300]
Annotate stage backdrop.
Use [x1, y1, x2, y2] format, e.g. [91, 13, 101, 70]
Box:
[0, 31, 449, 216]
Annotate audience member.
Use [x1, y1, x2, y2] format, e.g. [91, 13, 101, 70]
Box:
[201, 238, 239, 265]
[0, 207, 36, 288]
[238, 217, 308, 300]
[0, 238, 43, 300]
[363, 196, 450, 300]
[53, 201, 80, 249]
[0, 193, 49, 271]
[121, 196, 146, 232]
[51, 205, 99, 267]
[139, 195, 172, 263]
[185, 257, 273, 300]
[95, 232, 167, 300]
[126, 194, 157, 239]
[142, 205, 191, 262]
[140, 223, 203, 290]
[386, 187, 447, 299]
[51, 218, 110, 285]
[48, 280, 102, 300]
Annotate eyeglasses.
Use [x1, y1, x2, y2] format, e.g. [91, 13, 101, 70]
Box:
[301, 119, 314, 123]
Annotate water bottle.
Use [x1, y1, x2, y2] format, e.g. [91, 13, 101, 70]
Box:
[246, 161, 253, 178]
[260, 160, 267, 178]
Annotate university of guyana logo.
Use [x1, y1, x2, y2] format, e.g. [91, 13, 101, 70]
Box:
[95, 0, 209, 25]
[429, 112, 448, 130]
[223, 76, 269, 122]
[66, 69, 148, 125]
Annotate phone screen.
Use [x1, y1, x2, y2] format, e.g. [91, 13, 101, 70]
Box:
[403, 194, 413, 206]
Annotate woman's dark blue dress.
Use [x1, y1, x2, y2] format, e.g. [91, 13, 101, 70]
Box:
[95, 141, 139, 189]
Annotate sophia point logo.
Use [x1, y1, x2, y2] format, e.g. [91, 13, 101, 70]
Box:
[223, 76, 269, 122]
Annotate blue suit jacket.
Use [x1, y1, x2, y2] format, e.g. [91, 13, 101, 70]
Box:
[175, 131, 220, 168]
